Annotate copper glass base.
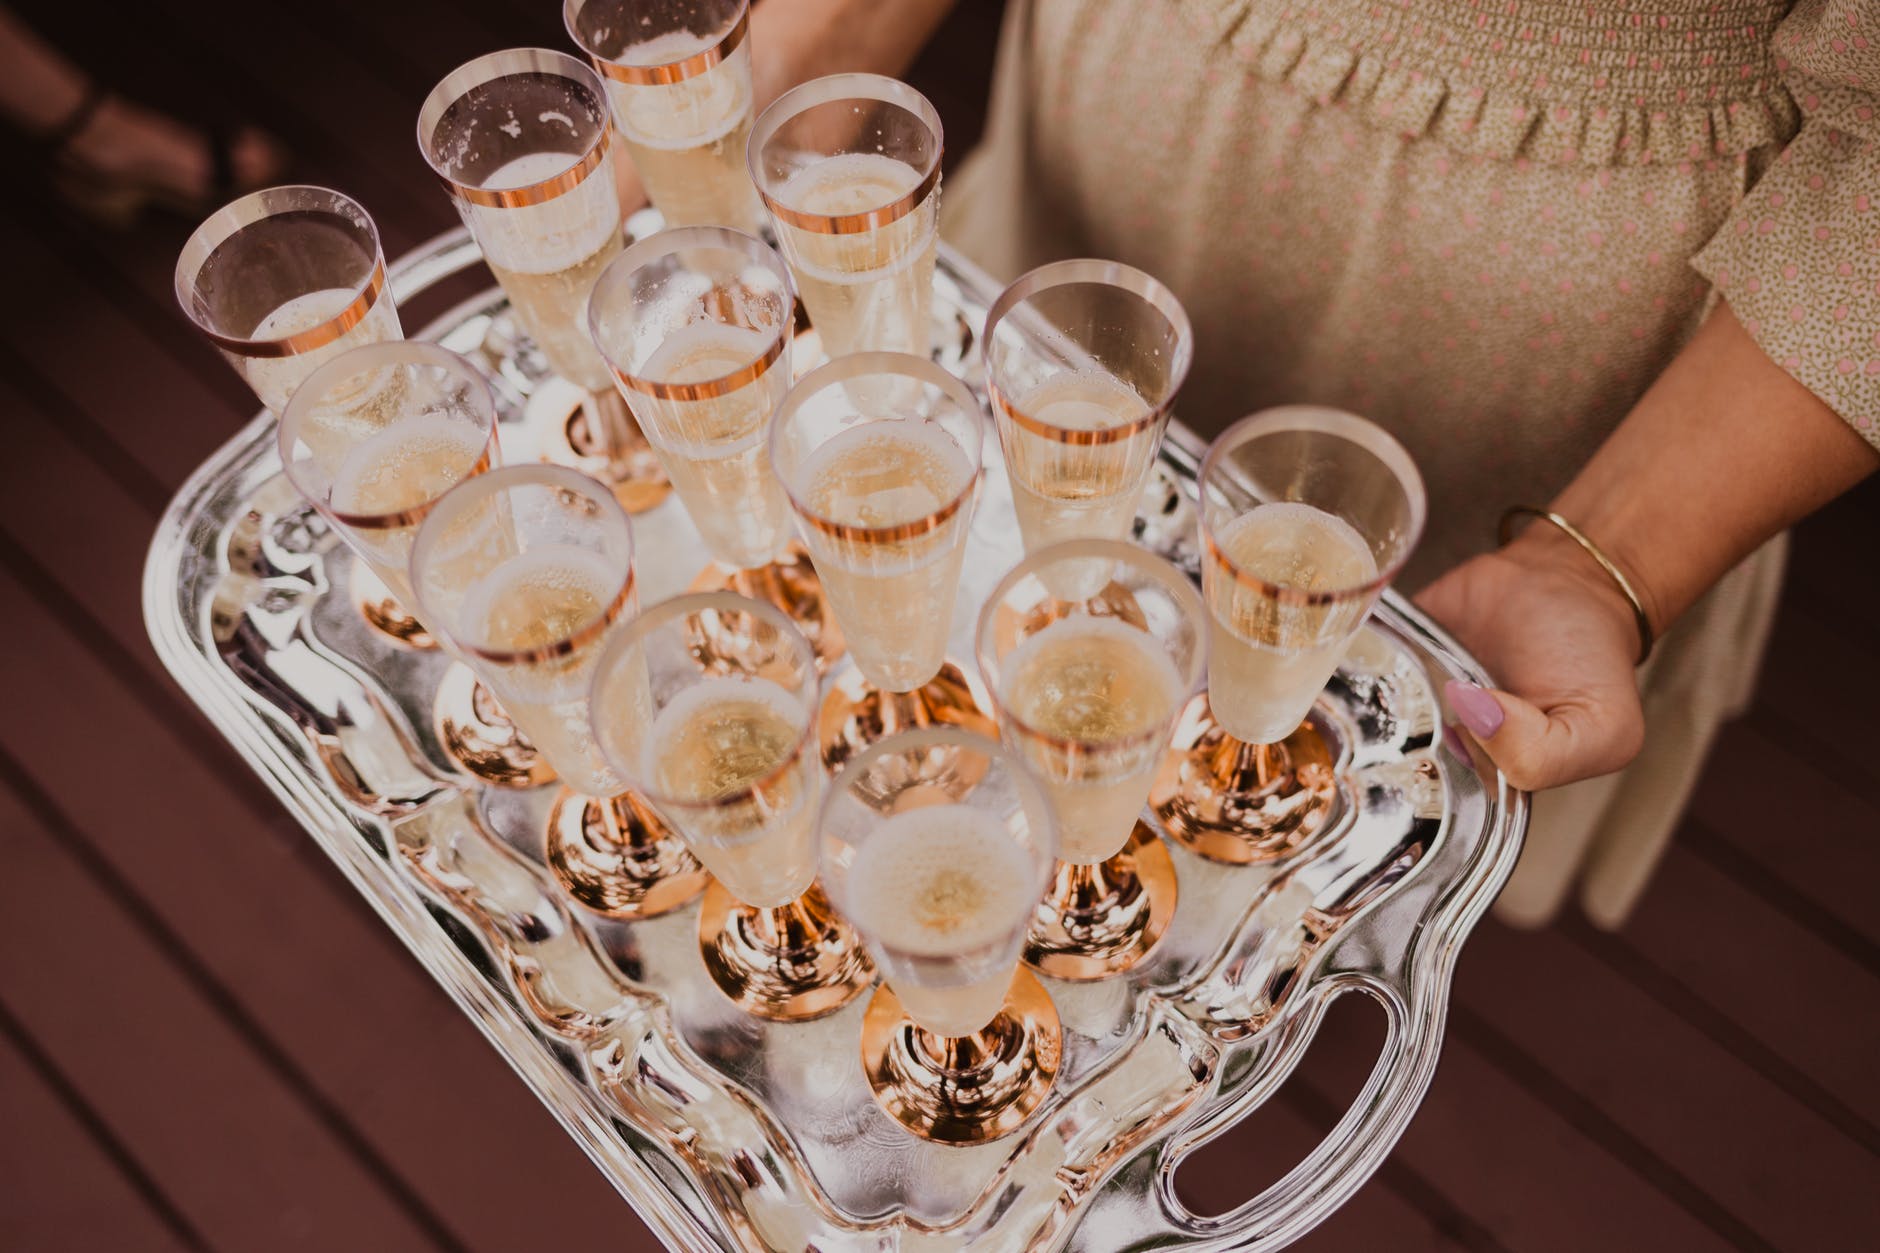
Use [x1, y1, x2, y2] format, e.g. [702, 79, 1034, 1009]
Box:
[547, 789, 709, 920]
[686, 543, 846, 675]
[860, 968, 1062, 1145]
[696, 880, 874, 1022]
[1024, 821, 1178, 980]
[433, 662, 556, 789]
[535, 385, 671, 516]
[1150, 694, 1338, 865]
[348, 563, 434, 649]
[816, 660, 997, 776]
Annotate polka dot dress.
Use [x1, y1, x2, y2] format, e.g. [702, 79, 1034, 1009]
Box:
[944, 0, 1875, 926]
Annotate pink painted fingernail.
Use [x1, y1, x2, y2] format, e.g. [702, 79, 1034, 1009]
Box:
[1445, 680, 1505, 739]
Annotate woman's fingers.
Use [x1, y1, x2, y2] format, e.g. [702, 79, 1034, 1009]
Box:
[1443, 679, 1644, 791]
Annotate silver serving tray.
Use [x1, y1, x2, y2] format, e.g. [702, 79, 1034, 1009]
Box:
[144, 223, 1526, 1252]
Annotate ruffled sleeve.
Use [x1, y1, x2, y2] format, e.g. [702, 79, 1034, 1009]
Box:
[1691, 0, 1880, 450]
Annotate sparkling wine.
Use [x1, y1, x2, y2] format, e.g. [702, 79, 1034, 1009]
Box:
[244, 285, 401, 413]
[458, 544, 624, 795]
[844, 803, 1037, 1036]
[325, 414, 488, 600]
[1001, 617, 1185, 864]
[645, 676, 815, 908]
[632, 324, 789, 568]
[1002, 371, 1155, 560]
[797, 420, 974, 691]
[607, 31, 761, 232]
[774, 153, 935, 360]
[1205, 502, 1377, 743]
[476, 152, 624, 392]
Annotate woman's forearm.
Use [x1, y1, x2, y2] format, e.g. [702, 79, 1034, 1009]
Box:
[749, 0, 960, 112]
[1529, 299, 1877, 639]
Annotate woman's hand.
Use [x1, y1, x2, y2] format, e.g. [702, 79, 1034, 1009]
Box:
[1412, 300, 1874, 794]
[1414, 531, 1648, 792]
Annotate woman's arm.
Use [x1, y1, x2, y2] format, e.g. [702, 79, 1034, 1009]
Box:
[613, 0, 959, 211]
[1418, 298, 1878, 791]
[749, 0, 961, 113]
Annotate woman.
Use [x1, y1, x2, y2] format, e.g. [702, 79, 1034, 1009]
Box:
[684, 0, 1878, 926]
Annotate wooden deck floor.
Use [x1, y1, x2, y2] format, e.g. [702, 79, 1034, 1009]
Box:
[1, 1, 1876, 1248]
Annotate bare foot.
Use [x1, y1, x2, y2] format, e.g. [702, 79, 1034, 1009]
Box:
[60, 93, 285, 210]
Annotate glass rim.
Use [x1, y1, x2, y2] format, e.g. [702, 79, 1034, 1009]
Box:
[1197, 405, 1428, 606]
[174, 184, 388, 359]
[276, 341, 499, 531]
[768, 351, 984, 544]
[983, 258, 1195, 446]
[588, 226, 794, 402]
[747, 72, 943, 236]
[590, 589, 819, 812]
[822, 725, 1060, 897]
[416, 47, 613, 210]
[563, 0, 751, 85]
[409, 464, 637, 666]
[974, 538, 1208, 756]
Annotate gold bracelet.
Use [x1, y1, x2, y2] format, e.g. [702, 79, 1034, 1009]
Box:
[1498, 506, 1655, 666]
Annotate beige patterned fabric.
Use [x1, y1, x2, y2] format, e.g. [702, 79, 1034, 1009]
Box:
[943, 0, 1878, 927]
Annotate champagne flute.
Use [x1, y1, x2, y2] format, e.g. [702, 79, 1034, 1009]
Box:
[564, 0, 763, 233]
[768, 352, 995, 772]
[276, 341, 556, 789]
[1152, 406, 1426, 863]
[590, 592, 871, 1020]
[821, 727, 1060, 1144]
[984, 259, 1193, 588]
[417, 47, 670, 514]
[976, 539, 1206, 979]
[748, 73, 941, 361]
[587, 226, 843, 669]
[175, 185, 416, 645]
[411, 465, 706, 917]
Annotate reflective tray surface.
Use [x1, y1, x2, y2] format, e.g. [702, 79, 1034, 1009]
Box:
[144, 223, 1526, 1252]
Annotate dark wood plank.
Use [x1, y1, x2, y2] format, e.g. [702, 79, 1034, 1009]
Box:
[1180, 999, 1496, 1251]
[1688, 720, 1880, 959]
[0, 779, 445, 1252]
[1457, 920, 1879, 1250]
[0, 441, 648, 1247]
[0, 214, 253, 494]
[1598, 842, 1880, 1140]
[1300, 982, 1741, 1253]
[1784, 484, 1880, 628]
[152, 0, 461, 249]
[9, 1, 448, 254]
[1176, 1095, 1478, 1252]
[1749, 603, 1880, 803]
[0, 1011, 202, 1253]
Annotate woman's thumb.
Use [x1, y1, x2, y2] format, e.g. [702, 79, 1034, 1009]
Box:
[1443, 679, 1570, 791]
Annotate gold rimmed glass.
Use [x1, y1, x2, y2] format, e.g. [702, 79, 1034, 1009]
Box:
[976, 539, 1206, 979]
[984, 259, 1193, 585]
[177, 185, 417, 645]
[768, 351, 994, 772]
[564, 0, 762, 233]
[748, 73, 941, 361]
[417, 47, 669, 514]
[590, 592, 870, 1021]
[176, 184, 402, 415]
[278, 342, 550, 788]
[1153, 406, 1426, 864]
[411, 465, 705, 917]
[587, 226, 844, 669]
[821, 727, 1060, 1145]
